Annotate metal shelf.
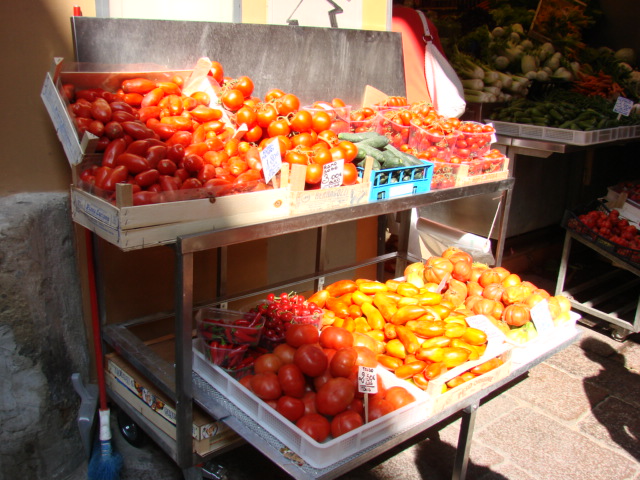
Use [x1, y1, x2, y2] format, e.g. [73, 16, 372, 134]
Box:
[555, 229, 640, 340]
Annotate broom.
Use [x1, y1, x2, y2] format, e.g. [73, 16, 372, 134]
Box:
[86, 230, 123, 480]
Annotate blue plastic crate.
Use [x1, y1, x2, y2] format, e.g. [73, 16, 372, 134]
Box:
[358, 160, 434, 202]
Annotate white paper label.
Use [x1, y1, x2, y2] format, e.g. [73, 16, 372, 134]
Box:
[260, 139, 282, 184]
[487, 122, 497, 144]
[530, 299, 554, 335]
[321, 160, 344, 189]
[465, 315, 507, 345]
[357, 366, 377, 394]
[613, 96, 634, 117]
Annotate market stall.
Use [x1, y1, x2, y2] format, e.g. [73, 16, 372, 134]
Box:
[40, 12, 597, 480]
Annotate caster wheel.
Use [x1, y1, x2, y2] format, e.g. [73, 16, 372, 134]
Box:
[117, 408, 147, 447]
[611, 328, 630, 343]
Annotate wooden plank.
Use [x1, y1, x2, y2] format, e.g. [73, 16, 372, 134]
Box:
[70, 17, 406, 107]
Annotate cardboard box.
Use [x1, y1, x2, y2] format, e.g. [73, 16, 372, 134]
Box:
[106, 352, 241, 456]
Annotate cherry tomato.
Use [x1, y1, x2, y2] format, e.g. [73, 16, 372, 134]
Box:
[221, 88, 245, 111]
[210, 61, 224, 84]
[234, 76, 254, 98]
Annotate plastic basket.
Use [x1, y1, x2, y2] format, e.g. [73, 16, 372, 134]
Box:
[408, 123, 459, 162]
[195, 307, 264, 346]
[452, 121, 493, 160]
[302, 105, 351, 134]
[375, 111, 411, 148]
[193, 342, 430, 469]
[357, 160, 434, 202]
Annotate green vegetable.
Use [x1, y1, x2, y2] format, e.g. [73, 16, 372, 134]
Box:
[337, 131, 380, 142]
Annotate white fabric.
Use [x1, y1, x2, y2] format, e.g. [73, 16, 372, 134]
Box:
[417, 10, 466, 118]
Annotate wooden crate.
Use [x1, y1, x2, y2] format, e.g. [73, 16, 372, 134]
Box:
[426, 348, 512, 415]
[285, 162, 372, 215]
[71, 184, 289, 250]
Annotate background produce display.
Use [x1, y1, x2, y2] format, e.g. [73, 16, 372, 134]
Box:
[433, 1, 640, 131]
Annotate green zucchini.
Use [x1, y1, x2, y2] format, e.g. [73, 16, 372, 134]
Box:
[356, 143, 386, 164]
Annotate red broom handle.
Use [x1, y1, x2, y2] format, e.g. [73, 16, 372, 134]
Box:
[85, 229, 108, 411]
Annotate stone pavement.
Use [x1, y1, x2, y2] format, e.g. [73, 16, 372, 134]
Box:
[65, 324, 640, 480]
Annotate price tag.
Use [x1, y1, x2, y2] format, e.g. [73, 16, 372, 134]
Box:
[530, 299, 554, 336]
[260, 139, 282, 184]
[321, 160, 343, 189]
[465, 314, 507, 351]
[613, 96, 634, 117]
[436, 272, 450, 293]
[357, 366, 377, 394]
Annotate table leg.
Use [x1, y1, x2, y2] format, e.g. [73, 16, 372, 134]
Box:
[452, 402, 479, 480]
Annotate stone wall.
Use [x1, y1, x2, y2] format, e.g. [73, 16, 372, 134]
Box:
[0, 192, 89, 479]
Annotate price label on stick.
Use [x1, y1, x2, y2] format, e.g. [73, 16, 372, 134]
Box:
[613, 96, 634, 117]
[260, 139, 282, 185]
[530, 299, 554, 336]
[321, 160, 343, 189]
[357, 366, 377, 394]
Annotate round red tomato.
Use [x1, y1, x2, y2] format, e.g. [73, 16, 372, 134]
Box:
[277, 363, 306, 398]
[289, 110, 313, 133]
[294, 344, 327, 377]
[305, 163, 323, 185]
[315, 377, 355, 417]
[273, 343, 296, 365]
[296, 413, 330, 443]
[319, 326, 353, 350]
[329, 347, 358, 378]
[285, 323, 319, 347]
[330, 410, 363, 438]
[254, 353, 283, 374]
[384, 386, 416, 410]
[234, 76, 254, 98]
[276, 395, 305, 423]
[342, 163, 358, 186]
[221, 88, 245, 111]
[367, 396, 394, 421]
[250, 372, 282, 401]
[302, 391, 317, 415]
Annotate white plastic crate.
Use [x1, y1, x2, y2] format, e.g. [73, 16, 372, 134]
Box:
[490, 121, 636, 146]
[193, 343, 430, 469]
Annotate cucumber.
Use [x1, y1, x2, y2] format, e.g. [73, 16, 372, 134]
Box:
[381, 149, 402, 168]
[384, 144, 424, 167]
[356, 143, 385, 164]
[337, 131, 381, 142]
[357, 135, 390, 149]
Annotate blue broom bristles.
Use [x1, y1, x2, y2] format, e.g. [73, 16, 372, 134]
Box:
[88, 409, 123, 480]
[88, 438, 123, 480]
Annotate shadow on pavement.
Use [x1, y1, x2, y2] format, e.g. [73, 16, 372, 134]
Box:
[581, 335, 640, 462]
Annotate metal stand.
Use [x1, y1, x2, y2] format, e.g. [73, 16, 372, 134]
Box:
[555, 229, 640, 340]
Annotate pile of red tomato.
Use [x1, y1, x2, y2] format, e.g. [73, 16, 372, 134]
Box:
[571, 207, 640, 263]
[238, 323, 416, 443]
[65, 60, 362, 205]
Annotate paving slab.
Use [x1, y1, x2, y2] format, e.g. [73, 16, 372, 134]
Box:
[578, 395, 640, 463]
[477, 407, 639, 480]
[506, 362, 609, 422]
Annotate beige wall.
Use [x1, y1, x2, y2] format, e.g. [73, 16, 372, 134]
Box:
[0, 0, 95, 196]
